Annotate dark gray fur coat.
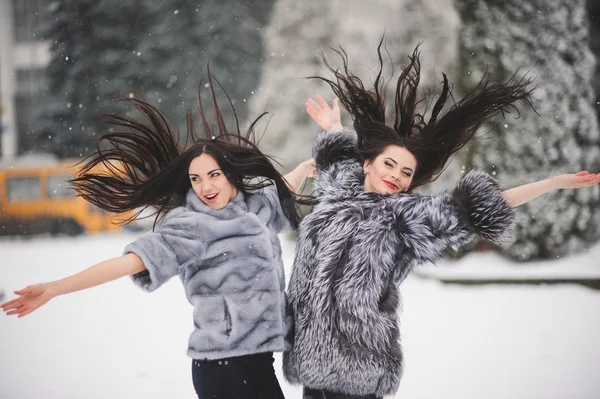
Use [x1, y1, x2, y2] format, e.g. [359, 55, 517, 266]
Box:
[283, 128, 515, 397]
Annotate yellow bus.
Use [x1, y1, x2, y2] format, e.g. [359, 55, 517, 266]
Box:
[0, 158, 134, 236]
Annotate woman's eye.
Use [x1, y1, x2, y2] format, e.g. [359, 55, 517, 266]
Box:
[403, 172, 412, 177]
[384, 161, 393, 168]
[210, 172, 220, 178]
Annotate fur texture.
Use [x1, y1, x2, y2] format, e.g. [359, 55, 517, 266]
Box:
[125, 186, 290, 360]
[283, 129, 515, 397]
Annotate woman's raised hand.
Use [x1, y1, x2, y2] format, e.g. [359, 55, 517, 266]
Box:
[303, 158, 317, 178]
[306, 95, 342, 131]
[1, 283, 56, 318]
[551, 171, 600, 189]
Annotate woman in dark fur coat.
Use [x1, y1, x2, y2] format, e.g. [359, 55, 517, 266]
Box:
[283, 44, 600, 399]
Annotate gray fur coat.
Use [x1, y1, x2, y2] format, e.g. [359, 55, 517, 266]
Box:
[283, 128, 515, 397]
[124, 186, 290, 360]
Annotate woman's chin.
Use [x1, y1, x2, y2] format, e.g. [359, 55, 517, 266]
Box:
[201, 198, 227, 210]
[209, 202, 227, 210]
[378, 185, 396, 195]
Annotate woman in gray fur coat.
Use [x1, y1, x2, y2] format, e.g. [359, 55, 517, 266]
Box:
[283, 45, 600, 399]
[1, 73, 315, 399]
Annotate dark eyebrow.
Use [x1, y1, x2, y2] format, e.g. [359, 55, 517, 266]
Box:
[189, 169, 221, 177]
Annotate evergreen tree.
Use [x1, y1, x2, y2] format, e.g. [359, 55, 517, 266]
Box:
[457, 0, 600, 260]
[33, 0, 274, 158]
[34, 0, 150, 157]
[587, 0, 600, 127]
[114, 0, 275, 139]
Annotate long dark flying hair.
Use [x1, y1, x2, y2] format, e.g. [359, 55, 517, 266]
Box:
[71, 71, 307, 229]
[314, 39, 536, 190]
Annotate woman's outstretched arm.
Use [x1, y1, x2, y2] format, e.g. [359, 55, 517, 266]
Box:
[1, 254, 145, 318]
[392, 171, 515, 269]
[502, 171, 600, 208]
[283, 159, 317, 193]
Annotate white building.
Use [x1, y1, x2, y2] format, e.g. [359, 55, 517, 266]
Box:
[0, 0, 50, 159]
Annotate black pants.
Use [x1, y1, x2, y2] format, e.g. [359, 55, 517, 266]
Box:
[303, 387, 381, 399]
[192, 352, 284, 399]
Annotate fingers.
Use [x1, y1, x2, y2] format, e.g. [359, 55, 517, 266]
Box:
[581, 174, 598, 181]
[573, 173, 600, 187]
[307, 96, 337, 113]
[306, 107, 320, 121]
[2, 286, 43, 318]
[6, 306, 34, 318]
[3, 297, 39, 317]
[306, 98, 322, 114]
[315, 95, 331, 110]
[575, 171, 589, 176]
[2, 298, 27, 317]
[577, 175, 597, 185]
[332, 98, 340, 110]
[14, 286, 31, 296]
[1, 298, 22, 311]
[5, 307, 26, 316]
[577, 173, 596, 180]
[18, 307, 36, 318]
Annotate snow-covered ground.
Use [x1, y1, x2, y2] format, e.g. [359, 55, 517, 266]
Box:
[1, 232, 599, 399]
[416, 242, 600, 281]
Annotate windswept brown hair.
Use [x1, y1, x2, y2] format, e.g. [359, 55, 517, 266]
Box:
[314, 39, 535, 190]
[71, 69, 308, 228]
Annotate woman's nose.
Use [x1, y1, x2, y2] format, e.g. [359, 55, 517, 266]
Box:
[202, 181, 214, 192]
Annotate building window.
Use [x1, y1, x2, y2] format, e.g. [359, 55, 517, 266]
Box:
[6, 176, 41, 202]
[47, 175, 75, 198]
[13, 0, 48, 42]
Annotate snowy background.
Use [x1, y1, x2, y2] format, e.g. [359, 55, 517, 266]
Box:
[5, 0, 599, 260]
[1, 232, 600, 399]
[2, 1, 600, 397]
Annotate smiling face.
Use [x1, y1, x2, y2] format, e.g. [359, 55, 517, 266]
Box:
[188, 153, 237, 210]
[363, 145, 417, 194]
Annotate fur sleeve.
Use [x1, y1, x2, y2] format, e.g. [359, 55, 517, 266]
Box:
[312, 127, 363, 201]
[452, 170, 515, 243]
[124, 207, 201, 292]
[254, 185, 290, 233]
[312, 127, 358, 171]
[394, 170, 514, 265]
[394, 194, 475, 264]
